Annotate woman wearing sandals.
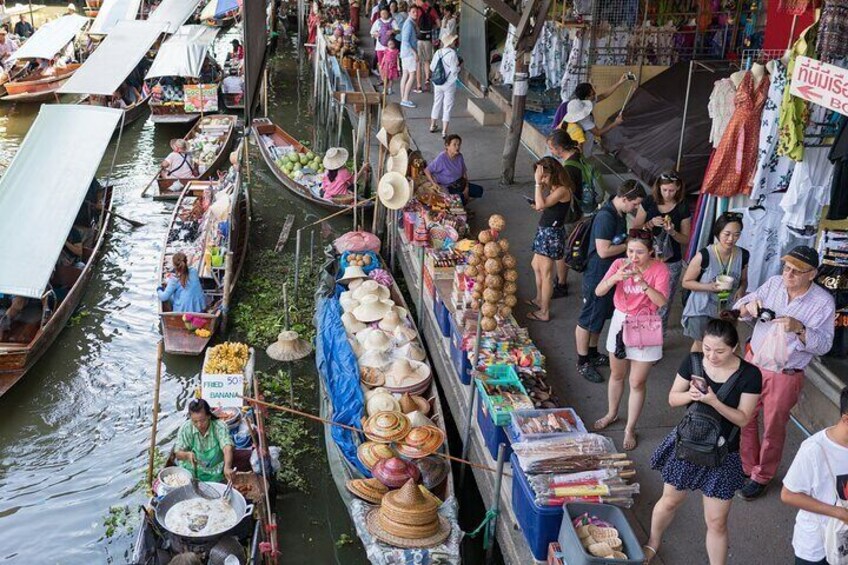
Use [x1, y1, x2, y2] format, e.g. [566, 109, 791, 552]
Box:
[526, 157, 578, 322]
[593, 230, 670, 450]
[643, 319, 762, 564]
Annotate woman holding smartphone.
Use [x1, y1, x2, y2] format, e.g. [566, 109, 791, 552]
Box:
[644, 319, 762, 565]
[592, 230, 670, 450]
[526, 157, 577, 322]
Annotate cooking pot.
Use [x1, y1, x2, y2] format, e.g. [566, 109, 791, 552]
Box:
[153, 482, 254, 546]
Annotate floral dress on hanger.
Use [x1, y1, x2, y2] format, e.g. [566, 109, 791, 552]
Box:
[750, 59, 796, 200]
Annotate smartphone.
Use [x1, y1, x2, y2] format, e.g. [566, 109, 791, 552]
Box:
[523, 195, 535, 205]
[625, 72, 636, 81]
[691, 376, 708, 394]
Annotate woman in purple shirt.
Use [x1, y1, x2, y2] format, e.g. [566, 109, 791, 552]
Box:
[423, 134, 483, 205]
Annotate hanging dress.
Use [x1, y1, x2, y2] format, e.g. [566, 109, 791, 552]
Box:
[702, 71, 770, 197]
[750, 60, 796, 200]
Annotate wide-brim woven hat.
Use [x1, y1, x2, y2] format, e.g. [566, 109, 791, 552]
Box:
[358, 349, 392, 370]
[441, 33, 458, 48]
[385, 151, 409, 177]
[366, 479, 450, 548]
[381, 103, 406, 135]
[371, 457, 421, 488]
[338, 264, 368, 285]
[384, 359, 431, 388]
[339, 291, 360, 313]
[366, 510, 451, 548]
[357, 327, 393, 352]
[266, 330, 313, 361]
[352, 279, 391, 301]
[392, 324, 418, 345]
[394, 341, 426, 362]
[378, 171, 412, 210]
[396, 425, 445, 459]
[353, 295, 394, 323]
[323, 147, 349, 170]
[405, 410, 436, 428]
[342, 311, 367, 335]
[399, 392, 430, 415]
[415, 456, 449, 490]
[366, 391, 401, 416]
[564, 99, 593, 123]
[364, 411, 412, 444]
[378, 309, 402, 332]
[357, 441, 396, 470]
[388, 131, 411, 156]
[347, 478, 389, 504]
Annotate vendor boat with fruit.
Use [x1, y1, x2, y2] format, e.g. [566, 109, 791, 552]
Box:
[251, 117, 374, 213]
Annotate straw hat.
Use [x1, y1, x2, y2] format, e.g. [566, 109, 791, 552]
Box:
[266, 330, 313, 361]
[364, 386, 391, 400]
[357, 328, 393, 352]
[564, 99, 593, 123]
[399, 392, 430, 415]
[342, 311, 367, 335]
[389, 131, 411, 156]
[339, 292, 360, 313]
[381, 103, 406, 135]
[323, 147, 349, 171]
[378, 309, 403, 332]
[392, 324, 418, 345]
[346, 478, 389, 504]
[358, 349, 391, 369]
[366, 391, 401, 416]
[441, 33, 458, 48]
[385, 151, 409, 177]
[338, 265, 368, 285]
[406, 410, 436, 428]
[363, 411, 411, 444]
[378, 172, 412, 210]
[394, 341, 426, 362]
[352, 279, 391, 301]
[357, 441, 396, 470]
[396, 425, 445, 459]
[360, 366, 386, 387]
[415, 456, 449, 490]
[376, 127, 390, 149]
[384, 359, 431, 388]
[353, 295, 394, 323]
[371, 457, 421, 488]
[366, 479, 451, 548]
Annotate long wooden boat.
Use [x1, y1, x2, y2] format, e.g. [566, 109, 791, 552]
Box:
[315, 254, 461, 563]
[131, 352, 278, 564]
[222, 91, 244, 111]
[157, 162, 250, 356]
[143, 114, 237, 201]
[149, 79, 222, 124]
[0, 186, 113, 396]
[252, 117, 374, 213]
[1, 63, 82, 102]
[80, 92, 152, 132]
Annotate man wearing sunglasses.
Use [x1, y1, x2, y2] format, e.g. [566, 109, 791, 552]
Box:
[733, 246, 835, 501]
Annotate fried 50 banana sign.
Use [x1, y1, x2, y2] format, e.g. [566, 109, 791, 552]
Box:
[201, 372, 244, 409]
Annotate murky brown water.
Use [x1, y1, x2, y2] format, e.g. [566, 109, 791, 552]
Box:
[0, 29, 368, 564]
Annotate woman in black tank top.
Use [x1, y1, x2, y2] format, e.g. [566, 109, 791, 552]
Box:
[528, 157, 577, 322]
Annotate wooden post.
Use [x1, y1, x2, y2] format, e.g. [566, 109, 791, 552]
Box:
[146, 340, 164, 490]
[221, 252, 234, 331]
[501, 57, 528, 185]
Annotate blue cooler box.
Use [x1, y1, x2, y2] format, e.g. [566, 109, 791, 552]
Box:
[476, 400, 512, 461]
[434, 295, 452, 337]
[449, 333, 472, 385]
[559, 503, 645, 564]
[510, 452, 564, 560]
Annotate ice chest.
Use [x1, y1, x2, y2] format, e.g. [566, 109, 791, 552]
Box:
[434, 294, 452, 337]
[510, 453, 563, 560]
[559, 502, 645, 564]
[476, 398, 512, 461]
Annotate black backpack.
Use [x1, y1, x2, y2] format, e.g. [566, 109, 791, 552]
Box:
[674, 354, 744, 468]
[431, 52, 447, 85]
[418, 5, 434, 39]
[563, 206, 612, 273]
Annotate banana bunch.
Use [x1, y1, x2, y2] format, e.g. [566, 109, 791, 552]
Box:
[204, 341, 249, 374]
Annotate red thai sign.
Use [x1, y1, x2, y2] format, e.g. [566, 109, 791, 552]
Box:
[790, 56, 848, 116]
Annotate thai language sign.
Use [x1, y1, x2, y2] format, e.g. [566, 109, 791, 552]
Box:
[184, 84, 219, 113]
[790, 56, 848, 116]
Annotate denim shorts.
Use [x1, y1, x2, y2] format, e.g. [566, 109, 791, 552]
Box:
[577, 260, 614, 333]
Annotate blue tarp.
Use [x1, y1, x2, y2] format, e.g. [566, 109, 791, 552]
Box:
[315, 294, 371, 476]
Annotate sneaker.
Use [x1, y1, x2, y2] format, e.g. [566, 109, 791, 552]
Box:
[590, 353, 610, 367]
[400, 100, 417, 108]
[552, 284, 568, 299]
[388, 87, 393, 95]
[578, 363, 604, 383]
[737, 479, 768, 501]
[413, 88, 423, 94]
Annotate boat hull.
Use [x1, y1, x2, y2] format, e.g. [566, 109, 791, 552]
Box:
[2, 63, 82, 102]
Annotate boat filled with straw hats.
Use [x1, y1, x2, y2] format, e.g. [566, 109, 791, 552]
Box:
[314, 232, 461, 562]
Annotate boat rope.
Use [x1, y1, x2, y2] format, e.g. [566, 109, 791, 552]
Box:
[463, 508, 499, 550]
[240, 395, 512, 477]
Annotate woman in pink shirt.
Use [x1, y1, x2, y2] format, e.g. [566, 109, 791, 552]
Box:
[593, 229, 670, 450]
[321, 147, 370, 200]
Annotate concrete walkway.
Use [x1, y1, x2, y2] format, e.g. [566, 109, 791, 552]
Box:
[378, 81, 804, 564]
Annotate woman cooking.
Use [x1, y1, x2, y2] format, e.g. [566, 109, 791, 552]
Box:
[160, 139, 198, 182]
[175, 399, 235, 483]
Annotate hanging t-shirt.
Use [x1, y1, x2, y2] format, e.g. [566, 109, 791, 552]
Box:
[784, 430, 848, 562]
[737, 193, 785, 291]
[602, 258, 671, 314]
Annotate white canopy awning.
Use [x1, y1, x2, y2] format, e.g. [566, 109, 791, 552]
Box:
[89, 0, 142, 35]
[59, 20, 166, 95]
[148, 0, 202, 35]
[0, 105, 122, 299]
[145, 25, 218, 79]
[10, 14, 89, 61]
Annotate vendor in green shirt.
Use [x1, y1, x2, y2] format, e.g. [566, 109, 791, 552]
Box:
[174, 399, 235, 483]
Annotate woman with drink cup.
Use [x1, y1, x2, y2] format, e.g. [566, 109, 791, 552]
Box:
[681, 212, 750, 352]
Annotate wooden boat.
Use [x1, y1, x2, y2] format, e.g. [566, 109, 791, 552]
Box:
[315, 254, 461, 562]
[80, 92, 152, 131]
[0, 186, 112, 396]
[252, 117, 374, 213]
[131, 353, 278, 564]
[143, 114, 237, 201]
[1, 63, 82, 102]
[222, 92, 244, 111]
[156, 160, 250, 356]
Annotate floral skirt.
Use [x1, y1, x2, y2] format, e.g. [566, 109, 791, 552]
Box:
[650, 430, 746, 500]
[532, 226, 565, 260]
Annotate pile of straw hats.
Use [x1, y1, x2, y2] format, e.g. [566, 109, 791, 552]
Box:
[366, 479, 452, 548]
[371, 457, 421, 488]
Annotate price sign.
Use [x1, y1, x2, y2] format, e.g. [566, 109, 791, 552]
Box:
[790, 56, 848, 116]
[184, 84, 219, 113]
[201, 373, 244, 409]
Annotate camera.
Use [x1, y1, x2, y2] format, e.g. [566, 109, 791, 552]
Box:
[758, 308, 777, 323]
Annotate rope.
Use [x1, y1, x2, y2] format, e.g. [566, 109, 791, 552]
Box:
[464, 508, 499, 549]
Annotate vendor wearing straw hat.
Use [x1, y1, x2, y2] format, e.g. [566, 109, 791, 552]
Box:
[423, 134, 483, 206]
[320, 147, 371, 200]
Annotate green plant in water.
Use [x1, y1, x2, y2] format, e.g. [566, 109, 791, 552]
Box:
[102, 504, 136, 540]
[335, 533, 354, 547]
[69, 309, 90, 327]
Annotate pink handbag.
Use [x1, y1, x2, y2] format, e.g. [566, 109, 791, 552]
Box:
[622, 312, 663, 348]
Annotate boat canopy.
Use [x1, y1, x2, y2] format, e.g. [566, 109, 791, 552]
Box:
[10, 14, 88, 61]
[145, 25, 219, 80]
[0, 105, 122, 299]
[59, 20, 166, 95]
[148, 0, 202, 35]
[200, 0, 239, 20]
[89, 0, 143, 35]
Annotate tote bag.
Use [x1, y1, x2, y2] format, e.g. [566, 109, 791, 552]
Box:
[819, 441, 848, 565]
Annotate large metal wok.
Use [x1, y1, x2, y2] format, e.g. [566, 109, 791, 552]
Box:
[153, 482, 254, 546]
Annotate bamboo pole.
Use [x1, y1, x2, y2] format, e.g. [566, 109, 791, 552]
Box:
[485, 444, 507, 562]
[221, 252, 234, 331]
[146, 340, 164, 489]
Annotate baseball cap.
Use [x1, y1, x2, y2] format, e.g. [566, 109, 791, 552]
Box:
[782, 245, 819, 271]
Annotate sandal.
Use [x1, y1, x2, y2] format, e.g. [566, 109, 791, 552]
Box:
[526, 311, 550, 322]
[593, 414, 619, 431]
[642, 545, 657, 564]
[524, 299, 540, 309]
[429, 124, 440, 133]
[623, 429, 638, 451]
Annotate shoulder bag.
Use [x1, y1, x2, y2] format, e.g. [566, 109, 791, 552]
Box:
[817, 439, 848, 565]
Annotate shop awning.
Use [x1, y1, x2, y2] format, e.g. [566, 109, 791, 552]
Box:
[89, 0, 143, 35]
[10, 14, 88, 61]
[59, 20, 166, 95]
[200, 0, 239, 20]
[144, 25, 218, 79]
[0, 105, 123, 299]
[148, 0, 202, 35]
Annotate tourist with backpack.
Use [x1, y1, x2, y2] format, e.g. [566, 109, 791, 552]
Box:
[782, 386, 848, 565]
[644, 319, 762, 565]
[573, 180, 645, 385]
[414, 0, 439, 92]
[552, 80, 628, 157]
[631, 171, 691, 332]
[370, 5, 399, 70]
[428, 34, 459, 137]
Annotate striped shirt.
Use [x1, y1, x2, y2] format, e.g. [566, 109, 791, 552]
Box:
[734, 275, 835, 370]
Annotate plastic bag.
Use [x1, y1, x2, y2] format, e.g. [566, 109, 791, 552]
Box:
[333, 230, 381, 254]
[751, 320, 789, 372]
[653, 231, 675, 262]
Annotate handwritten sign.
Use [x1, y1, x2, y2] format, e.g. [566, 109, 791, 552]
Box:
[184, 84, 219, 113]
[201, 373, 244, 409]
[790, 56, 848, 116]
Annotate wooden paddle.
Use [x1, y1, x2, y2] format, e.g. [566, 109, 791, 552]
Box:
[106, 209, 146, 228]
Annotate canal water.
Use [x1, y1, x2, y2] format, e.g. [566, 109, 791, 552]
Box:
[0, 31, 370, 563]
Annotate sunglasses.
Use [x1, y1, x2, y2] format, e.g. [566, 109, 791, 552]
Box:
[628, 228, 652, 240]
[722, 212, 743, 221]
[659, 172, 680, 182]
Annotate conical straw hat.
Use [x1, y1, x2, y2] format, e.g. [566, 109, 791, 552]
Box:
[346, 478, 389, 504]
[381, 103, 406, 135]
[266, 331, 312, 361]
[357, 441, 395, 470]
[366, 479, 451, 548]
[352, 279, 391, 301]
[396, 425, 445, 459]
[389, 131, 411, 156]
